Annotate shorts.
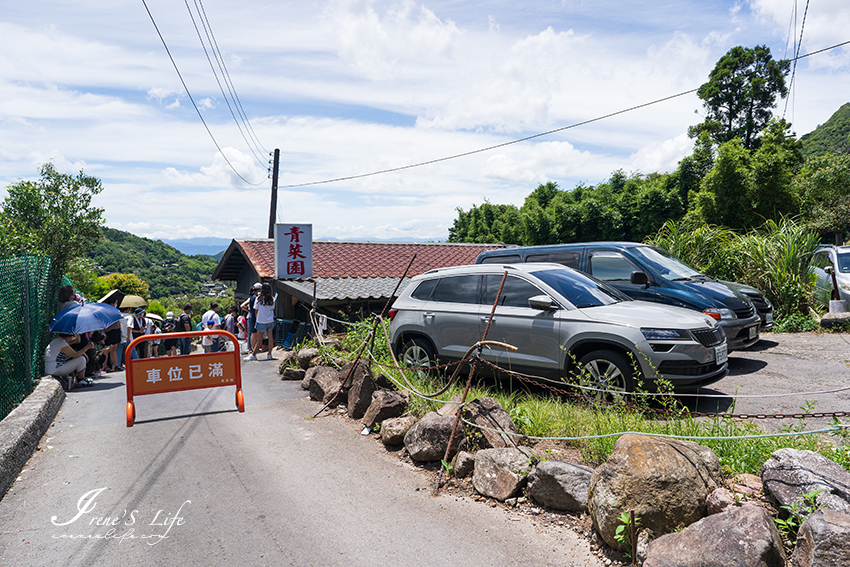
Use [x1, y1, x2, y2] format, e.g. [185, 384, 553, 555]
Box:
[255, 321, 274, 332]
[104, 328, 121, 346]
[164, 338, 178, 349]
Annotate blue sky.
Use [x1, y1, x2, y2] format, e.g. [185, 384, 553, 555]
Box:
[1, 0, 848, 242]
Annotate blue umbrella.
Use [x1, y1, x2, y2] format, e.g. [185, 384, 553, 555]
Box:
[49, 302, 124, 335]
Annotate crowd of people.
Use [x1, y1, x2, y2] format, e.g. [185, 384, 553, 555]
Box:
[45, 282, 278, 389]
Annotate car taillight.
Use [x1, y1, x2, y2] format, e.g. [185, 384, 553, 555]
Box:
[388, 308, 398, 321]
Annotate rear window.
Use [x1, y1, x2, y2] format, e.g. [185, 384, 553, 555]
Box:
[526, 251, 580, 269]
[431, 275, 479, 304]
[410, 278, 438, 300]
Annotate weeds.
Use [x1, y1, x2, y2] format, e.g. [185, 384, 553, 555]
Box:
[774, 489, 824, 544]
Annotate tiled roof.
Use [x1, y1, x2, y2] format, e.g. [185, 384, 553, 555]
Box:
[284, 276, 414, 302]
[235, 240, 504, 280]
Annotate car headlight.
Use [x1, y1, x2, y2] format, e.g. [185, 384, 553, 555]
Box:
[703, 308, 736, 321]
[641, 328, 690, 340]
[840, 283, 850, 292]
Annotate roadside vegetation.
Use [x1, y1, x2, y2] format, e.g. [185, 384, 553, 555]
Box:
[319, 318, 850, 477]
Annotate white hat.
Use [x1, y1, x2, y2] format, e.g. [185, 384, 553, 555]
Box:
[166, 312, 174, 319]
[252, 282, 262, 290]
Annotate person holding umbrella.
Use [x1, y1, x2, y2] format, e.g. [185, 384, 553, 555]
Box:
[45, 333, 93, 390]
[47, 301, 124, 389]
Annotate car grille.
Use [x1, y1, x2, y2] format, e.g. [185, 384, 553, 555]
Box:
[658, 360, 724, 376]
[690, 328, 725, 348]
[733, 305, 755, 319]
[742, 292, 772, 313]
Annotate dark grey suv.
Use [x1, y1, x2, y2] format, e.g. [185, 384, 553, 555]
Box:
[389, 263, 729, 394]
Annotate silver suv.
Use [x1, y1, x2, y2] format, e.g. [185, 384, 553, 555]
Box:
[812, 245, 850, 305]
[389, 263, 728, 394]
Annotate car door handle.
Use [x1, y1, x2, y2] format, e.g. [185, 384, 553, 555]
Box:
[424, 312, 435, 319]
[481, 316, 495, 322]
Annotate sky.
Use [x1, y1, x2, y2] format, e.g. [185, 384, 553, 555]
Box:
[1, 0, 849, 242]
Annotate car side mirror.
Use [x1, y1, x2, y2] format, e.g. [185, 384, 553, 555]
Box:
[825, 266, 834, 275]
[528, 295, 557, 311]
[630, 271, 649, 287]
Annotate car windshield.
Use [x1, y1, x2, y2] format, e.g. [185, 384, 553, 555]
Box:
[629, 246, 702, 281]
[838, 252, 850, 273]
[531, 268, 627, 308]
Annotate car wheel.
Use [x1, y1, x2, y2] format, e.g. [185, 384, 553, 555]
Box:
[575, 350, 636, 402]
[401, 338, 435, 375]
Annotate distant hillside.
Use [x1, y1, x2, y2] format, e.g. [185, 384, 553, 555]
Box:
[801, 103, 850, 157]
[159, 237, 232, 257]
[88, 228, 220, 299]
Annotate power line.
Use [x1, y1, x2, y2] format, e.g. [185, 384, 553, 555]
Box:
[184, 0, 266, 165]
[280, 38, 850, 189]
[195, 0, 270, 156]
[783, 0, 811, 119]
[141, 0, 265, 186]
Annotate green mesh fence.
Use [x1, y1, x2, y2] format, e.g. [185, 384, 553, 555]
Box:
[0, 255, 56, 421]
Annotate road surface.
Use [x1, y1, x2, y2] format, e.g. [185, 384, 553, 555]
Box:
[0, 356, 601, 567]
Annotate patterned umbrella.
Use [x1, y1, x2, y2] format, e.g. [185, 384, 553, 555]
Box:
[49, 303, 124, 335]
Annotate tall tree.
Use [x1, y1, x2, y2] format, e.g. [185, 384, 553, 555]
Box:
[689, 45, 790, 149]
[0, 163, 105, 276]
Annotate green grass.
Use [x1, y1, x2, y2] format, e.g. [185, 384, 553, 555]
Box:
[320, 322, 850, 476]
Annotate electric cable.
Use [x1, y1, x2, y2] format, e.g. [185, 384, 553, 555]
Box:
[279, 38, 850, 189]
[184, 0, 266, 165]
[194, 0, 270, 156]
[783, 0, 811, 119]
[141, 0, 265, 186]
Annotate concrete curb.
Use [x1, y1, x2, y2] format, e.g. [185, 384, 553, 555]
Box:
[0, 378, 65, 499]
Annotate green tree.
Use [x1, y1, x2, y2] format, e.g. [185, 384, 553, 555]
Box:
[795, 153, 850, 244]
[689, 45, 790, 149]
[96, 273, 151, 300]
[0, 163, 105, 275]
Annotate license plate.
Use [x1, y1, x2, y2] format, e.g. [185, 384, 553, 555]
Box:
[766, 312, 773, 324]
[748, 325, 758, 340]
[715, 343, 728, 365]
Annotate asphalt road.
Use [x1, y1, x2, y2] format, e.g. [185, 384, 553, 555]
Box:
[685, 332, 850, 432]
[0, 356, 602, 567]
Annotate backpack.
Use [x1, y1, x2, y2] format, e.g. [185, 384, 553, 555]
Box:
[163, 319, 176, 333]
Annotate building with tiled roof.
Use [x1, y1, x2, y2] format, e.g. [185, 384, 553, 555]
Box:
[213, 239, 505, 324]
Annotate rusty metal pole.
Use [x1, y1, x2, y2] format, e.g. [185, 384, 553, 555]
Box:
[312, 255, 416, 418]
[434, 271, 507, 495]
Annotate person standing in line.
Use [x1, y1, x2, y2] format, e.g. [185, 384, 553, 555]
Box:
[236, 309, 247, 352]
[162, 312, 178, 356]
[130, 307, 151, 359]
[178, 303, 193, 355]
[201, 302, 221, 353]
[245, 282, 276, 361]
[116, 307, 132, 369]
[100, 297, 122, 372]
[149, 320, 162, 357]
[241, 283, 262, 355]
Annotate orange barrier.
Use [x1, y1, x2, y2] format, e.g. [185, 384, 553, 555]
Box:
[124, 330, 245, 427]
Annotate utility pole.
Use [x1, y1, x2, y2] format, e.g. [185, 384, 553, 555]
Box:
[268, 148, 280, 239]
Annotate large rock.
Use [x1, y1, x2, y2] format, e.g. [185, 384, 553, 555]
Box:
[472, 447, 537, 501]
[301, 365, 336, 390]
[792, 508, 850, 567]
[296, 347, 320, 369]
[362, 390, 408, 429]
[340, 361, 376, 419]
[306, 366, 345, 406]
[762, 448, 850, 515]
[452, 451, 475, 479]
[280, 368, 305, 381]
[644, 505, 786, 567]
[380, 415, 417, 447]
[276, 350, 298, 373]
[527, 460, 594, 512]
[588, 434, 722, 551]
[437, 395, 465, 417]
[404, 412, 464, 462]
[462, 398, 520, 449]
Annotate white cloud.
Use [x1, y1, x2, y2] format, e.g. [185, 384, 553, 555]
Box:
[629, 134, 692, 174]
